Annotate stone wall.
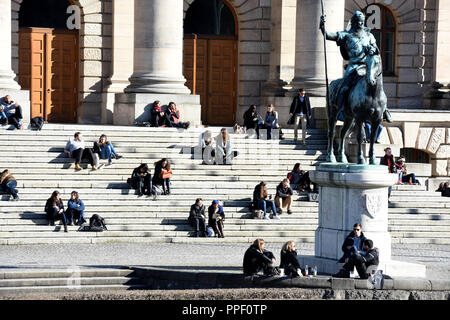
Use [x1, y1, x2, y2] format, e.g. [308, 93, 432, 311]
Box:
[11, 0, 113, 124]
[183, 0, 272, 123]
[345, 0, 437, 109]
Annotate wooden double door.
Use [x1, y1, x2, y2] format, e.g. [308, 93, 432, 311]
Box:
[184, 35, 237, 126]
[18, 28, 79, 123]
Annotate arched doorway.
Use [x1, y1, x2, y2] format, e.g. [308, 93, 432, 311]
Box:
[183, 0, 238, 126]
[18, 0, 79, 123]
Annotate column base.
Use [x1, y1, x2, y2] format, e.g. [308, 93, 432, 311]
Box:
[298, 255, 427, 278]
[0, 89, 30, 123]
[113, 92, 201, 126]
[126, 74, 191, 95]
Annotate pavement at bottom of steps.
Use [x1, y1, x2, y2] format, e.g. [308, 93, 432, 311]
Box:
[0, 242, 448, 281]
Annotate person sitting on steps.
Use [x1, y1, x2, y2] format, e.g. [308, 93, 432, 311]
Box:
[243, 238, 279, 276]
[93, 134, 123, 166]
[243, 104, 262, 139]
[66, 191, 86, 226]
[274, 178, 293, 215]
[334, 239, 379, 279]
[0, 95, 23, 130]
[252, 181, 279, 220]
[0, 169, 19, 201]
[287, 163, 318, 193]
[64, 132, 97, 171]
[44, 190, 68, 232]
[280, 240, 303, 277]
[150, 100, 168, 127]
[395, 156, 420, 185]
[152, 158, 172, 195]
[208, 200, 225, 238]
[129, 163, 153, 197]
[165, 102, 190, 129]
[188, 198, 207, 237]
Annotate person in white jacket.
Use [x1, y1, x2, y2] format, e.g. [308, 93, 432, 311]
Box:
[215, 128, 233, 165]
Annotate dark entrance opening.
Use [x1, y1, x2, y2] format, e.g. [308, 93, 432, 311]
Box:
[19, 0, 74, 30]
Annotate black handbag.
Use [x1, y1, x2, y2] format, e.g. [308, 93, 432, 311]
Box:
[287, 115, 295, 125]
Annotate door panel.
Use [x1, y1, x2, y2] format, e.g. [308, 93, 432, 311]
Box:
[183, 36, 236, 125]
[18, 28, 78, 123]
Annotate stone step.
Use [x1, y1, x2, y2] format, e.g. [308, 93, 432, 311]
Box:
[389, 202, 450, 208]
[0, 276, 142, 288]
[388, 225, 450, 232]
[0, 284, 147, 294]
[0, 268, 134, 279]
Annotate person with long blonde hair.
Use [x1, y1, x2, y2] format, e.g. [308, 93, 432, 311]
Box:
[215, 128, 234, 165]
[280, 241, 302, 277]
[93, 134, 122, 166]
[252, 181, 279, 220]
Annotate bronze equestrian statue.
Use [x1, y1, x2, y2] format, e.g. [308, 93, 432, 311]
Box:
[320, 11, 393, 165]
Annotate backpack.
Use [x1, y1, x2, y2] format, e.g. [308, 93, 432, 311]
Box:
[252, 209, 264, 219]
[30, 116, 44, 130]
[88, 214, 107, 231]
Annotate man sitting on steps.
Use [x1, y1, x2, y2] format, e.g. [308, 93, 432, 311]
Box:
[64, 132, 97, 171]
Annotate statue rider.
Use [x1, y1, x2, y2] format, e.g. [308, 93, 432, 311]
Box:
[320, 11, 392, 123]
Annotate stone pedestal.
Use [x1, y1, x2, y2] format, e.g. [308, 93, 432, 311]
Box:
[114, 93, 201, 126]
[299, 163, 427, 278]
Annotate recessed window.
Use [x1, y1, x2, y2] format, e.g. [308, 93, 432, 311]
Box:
[365, 4, 396, 75]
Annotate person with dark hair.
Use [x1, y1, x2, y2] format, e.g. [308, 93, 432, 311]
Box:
[149, 100, 167, 127]
[243, 104, 262, 139]
[380, 147, 395, 198]
[129, 163, 153, 196]
[437, 182, 450, 197]
[262, 104, 281, 140]
[338, 223, 367, 263]
[287, 163, 317, 193]
[289, 88, 311, 145]
[243, 238, 279, 276]
[64, 132, 97, 171]
[274, 178, 293, 214]
[252, 181, 279, 220]
[280, 241, 302, 277]
[0, 169, 19, 201]
[152, 158, 172, 195]
[208, 200, 225, 238]
[93, 134, 122, 166]
[189, 198, 207, 237]
[66, 191, 86, 226]
[165, 102, 190, 129]
[44, 191, 68, 232]
[334, 239, 379, 279]
[395, 156, 420, 185]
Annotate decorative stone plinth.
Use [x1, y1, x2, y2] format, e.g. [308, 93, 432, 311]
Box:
[299, 163, 426, 278]
[113, 93, 201, 126]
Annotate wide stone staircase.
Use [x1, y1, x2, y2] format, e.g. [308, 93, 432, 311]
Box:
[0, 124, 448, 245]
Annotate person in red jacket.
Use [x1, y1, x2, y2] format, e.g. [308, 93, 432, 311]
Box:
[165, 102, 190, 129]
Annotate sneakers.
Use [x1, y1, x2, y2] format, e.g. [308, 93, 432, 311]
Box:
[272, 215, 281, 220]
[183, 122, 190, 129]
[11, 196, 19, 201]
[74, 163, 82, 171]
[115, 154, 123, 160]
[264, 215, 270, 220]
[107, 159, 112, 166]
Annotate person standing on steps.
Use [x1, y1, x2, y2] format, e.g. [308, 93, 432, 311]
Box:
[289, 88, 311, 146]
[64, 132, 97, 171]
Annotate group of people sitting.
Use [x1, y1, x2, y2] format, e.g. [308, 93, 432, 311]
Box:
[381, 147, 420, 185]
[437, 182, 450, 197]
[188, 198, 225, 238]
[64, 132, 123, 170]
[44, 190, 86, 233]
[198, 128, 239, 165]
[243, 223, 379, 280]
[150, 101, 190, 129]
[128, 159, 173, 196]
[0, 95, 23, 130]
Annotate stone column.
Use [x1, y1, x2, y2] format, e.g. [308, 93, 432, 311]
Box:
[0, 0, 20, 90]
[263, 0, 297, 96]
[425, 0, 450, 109]
[126, 0, 190, 94]
[290, 0, 344, 97]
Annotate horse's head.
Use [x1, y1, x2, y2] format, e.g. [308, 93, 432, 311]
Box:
[366, 54, 382, 87]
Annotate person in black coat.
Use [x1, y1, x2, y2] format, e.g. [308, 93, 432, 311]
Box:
[129, 163, 153, 196]
[208, 200, 225, 238]
[338, 223, 367, 263]
[280, 241, 302, 276]
[189, 198, 207, 237]
[334, 239, 379, 279]
[243, 239, 278, 276]
[243, 105, 261, 139]
[44, 190, 68, 232]
[289, 88, 312, 145]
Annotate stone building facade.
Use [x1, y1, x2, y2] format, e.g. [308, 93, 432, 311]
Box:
[0, 0, 448, 179]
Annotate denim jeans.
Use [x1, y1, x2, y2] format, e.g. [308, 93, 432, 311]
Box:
[0, 180, 18, 198]
[0, 111, 6, 120]
[66, 208, 86, 224]
[48, 207, 68, 226]
[257, 199, 278, 217]
[100, 142, 117, 160]
[364, 123, 383, 142]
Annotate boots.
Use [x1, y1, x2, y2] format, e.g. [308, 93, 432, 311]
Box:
[63, 225, 68, 233]
[333, 268, 350, 278]
[74, 163, 82, 171]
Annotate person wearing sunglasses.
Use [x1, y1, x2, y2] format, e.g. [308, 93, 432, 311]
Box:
[338, 223, 367, 264]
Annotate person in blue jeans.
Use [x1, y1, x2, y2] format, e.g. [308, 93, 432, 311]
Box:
[93, 134, 122, 166]
[0, 169, 19, 201]
[252, 181, 280, 220]
[66, 191, 86, 226]
[263, 104, 280, 140]
[0, 95, 14, 126]
[364, 122, 383, 143]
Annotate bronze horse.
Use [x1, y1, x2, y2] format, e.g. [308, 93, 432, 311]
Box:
[326, 53, 387, 165]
